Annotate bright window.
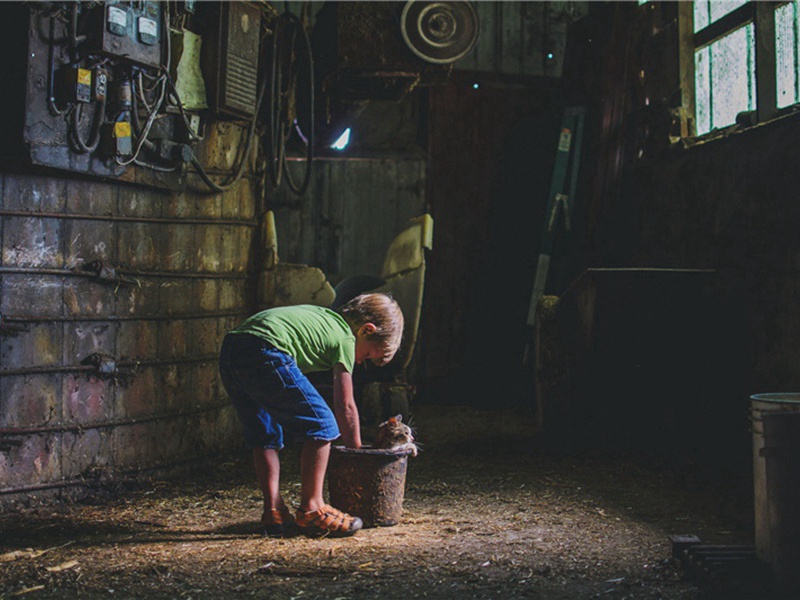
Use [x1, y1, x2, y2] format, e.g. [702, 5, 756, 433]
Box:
[688, 1, 800, 137]
[776, 1, 800, 108]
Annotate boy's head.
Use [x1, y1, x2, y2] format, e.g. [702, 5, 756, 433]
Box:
[339, 293, 404, 366]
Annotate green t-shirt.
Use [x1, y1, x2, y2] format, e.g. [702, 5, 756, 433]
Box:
[229, 305, 356, 373]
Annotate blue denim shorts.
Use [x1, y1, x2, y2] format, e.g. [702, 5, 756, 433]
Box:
[219, 333, 340, 449]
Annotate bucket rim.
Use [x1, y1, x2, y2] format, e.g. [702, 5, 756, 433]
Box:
[332, 445, 414, 457]
[751, 393, 800, 404]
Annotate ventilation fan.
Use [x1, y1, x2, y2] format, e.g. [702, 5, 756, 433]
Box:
[400, 1, 479, 65]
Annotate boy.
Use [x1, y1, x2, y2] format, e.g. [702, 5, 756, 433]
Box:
[218, 293, 404, 537]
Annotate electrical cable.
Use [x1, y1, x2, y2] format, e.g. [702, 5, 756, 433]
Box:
[115, 2, 171, 167]
[264, 12, 315, 196]
[68, 93, 106, 153]
[279, 12, 314, 196]
[47, 13, 67, 116]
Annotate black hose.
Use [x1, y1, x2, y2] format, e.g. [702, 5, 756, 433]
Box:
[264, 12, 315, 196]
[280, 12, 314, 196]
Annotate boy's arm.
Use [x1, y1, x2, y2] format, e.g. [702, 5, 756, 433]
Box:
[332, 363, 362, 449]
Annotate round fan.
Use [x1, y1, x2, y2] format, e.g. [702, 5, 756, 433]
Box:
[400, 1, 479, 65]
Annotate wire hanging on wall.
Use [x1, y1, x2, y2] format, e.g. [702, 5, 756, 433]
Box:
[265, 11, 315, 197]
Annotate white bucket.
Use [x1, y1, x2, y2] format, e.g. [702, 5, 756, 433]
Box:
[750, 393, 800, 562]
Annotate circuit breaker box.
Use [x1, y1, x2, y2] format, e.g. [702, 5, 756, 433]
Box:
[203, 1, 262, 118]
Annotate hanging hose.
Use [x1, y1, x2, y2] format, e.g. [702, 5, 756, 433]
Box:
[265, 11, 315, 196]
[280, 12, 314, 196]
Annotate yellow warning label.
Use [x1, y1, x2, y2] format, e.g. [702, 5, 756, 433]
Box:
[77, 68, 92, 85]
[114, 122, 131, 138]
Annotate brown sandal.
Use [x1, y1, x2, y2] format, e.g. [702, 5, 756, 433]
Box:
[261, 507, 295, 537]
[295, 504, 363, 538]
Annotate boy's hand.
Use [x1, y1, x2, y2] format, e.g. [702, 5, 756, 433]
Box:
[333, 365, 362, 449]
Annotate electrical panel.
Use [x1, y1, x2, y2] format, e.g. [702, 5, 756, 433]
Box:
[203, 2, 262, 118]
[93, 1, 163, 68]
[0, 1, 267, 190]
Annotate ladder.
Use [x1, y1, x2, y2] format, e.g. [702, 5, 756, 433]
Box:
[522, 106, 586, 365]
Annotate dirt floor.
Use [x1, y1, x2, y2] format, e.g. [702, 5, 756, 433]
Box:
[0, 404, 760, 600]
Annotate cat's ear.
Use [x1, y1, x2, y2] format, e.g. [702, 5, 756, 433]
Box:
[394, 414, 403, 423]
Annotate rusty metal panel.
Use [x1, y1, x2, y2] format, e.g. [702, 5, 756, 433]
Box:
[2, 216, 62, 268]
[66, 180, 116, 215]
[218, 280, 245, 311]
[196, 280, 221, 312]
[64, 219, 115, 268]
[163, 224, 194, 271]
[192, 317, 220, 356]
[61, 429, 110, 479]
[116, 320, 158, 360]
[0, 375, 59, 427]
[161, 364, 192, 411]
[196, 225, 222, 271]
[158, 320, 189, 358]
[1, 151, 255, 502]
[162, 280, 194, 315]
[3, 175, 66, 212]
[111, 422, 151, 467]
[115, 367, 158, 419]
[63, 321, 117, 365]
[115, 278, 162, 316]
[62, 374, 112, 425]
[2, 434, 61, 487]
[1, 323, 62, 368]
[1, 274, 64, 317]
[64, 279, 117, 317]
[118, 222, 161, 270]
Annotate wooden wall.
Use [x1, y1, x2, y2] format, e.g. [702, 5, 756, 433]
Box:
[269, 158, 428, 286]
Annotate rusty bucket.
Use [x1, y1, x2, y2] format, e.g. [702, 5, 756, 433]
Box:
[327, 445, 413, 528]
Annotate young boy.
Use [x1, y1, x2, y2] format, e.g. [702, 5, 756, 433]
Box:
[218, 293, 404, 537]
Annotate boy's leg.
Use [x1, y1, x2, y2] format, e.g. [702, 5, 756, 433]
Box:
[296, 438, 362, 537]
[299, 439, 330, 512]
[253, 447, 287, 513]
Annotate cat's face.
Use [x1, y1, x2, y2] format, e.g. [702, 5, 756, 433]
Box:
[377, 415, 414, 446]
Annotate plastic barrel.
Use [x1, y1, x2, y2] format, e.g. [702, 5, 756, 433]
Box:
[750, 393, 800, 561]
[327, 445, 413, 527]
[762, 411, 800, 596]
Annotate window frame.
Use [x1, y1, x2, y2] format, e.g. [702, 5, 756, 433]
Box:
[679, 1, 789, 138]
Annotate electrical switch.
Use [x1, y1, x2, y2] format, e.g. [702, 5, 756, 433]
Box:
[93, 68, 108, 102]
[59, 67, 93, 103]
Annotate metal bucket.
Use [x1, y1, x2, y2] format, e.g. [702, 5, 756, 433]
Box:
[327, 445, 413, 528]
[750, 393, 800, 561]
[762, 411, 800, 596]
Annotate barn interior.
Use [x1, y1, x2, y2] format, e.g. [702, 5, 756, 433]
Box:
[1, 1, 799, 598]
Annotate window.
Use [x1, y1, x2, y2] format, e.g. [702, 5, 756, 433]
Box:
[686, 1, 800, 136]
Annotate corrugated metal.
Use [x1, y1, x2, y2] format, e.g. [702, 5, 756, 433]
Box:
[271, 158, 427, 285]
[0, 169, 257, 502]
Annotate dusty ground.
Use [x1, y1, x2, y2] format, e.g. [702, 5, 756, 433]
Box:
[0, 405, 757, 599]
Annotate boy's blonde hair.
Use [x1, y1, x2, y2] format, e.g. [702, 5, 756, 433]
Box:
[339, 293, 404, 366]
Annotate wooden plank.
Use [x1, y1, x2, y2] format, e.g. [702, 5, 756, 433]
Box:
[328, 161, 344, 281]
[501, 1, 523, 75]
[473, 1, 497, 73]
[521, 1, 545, 77]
